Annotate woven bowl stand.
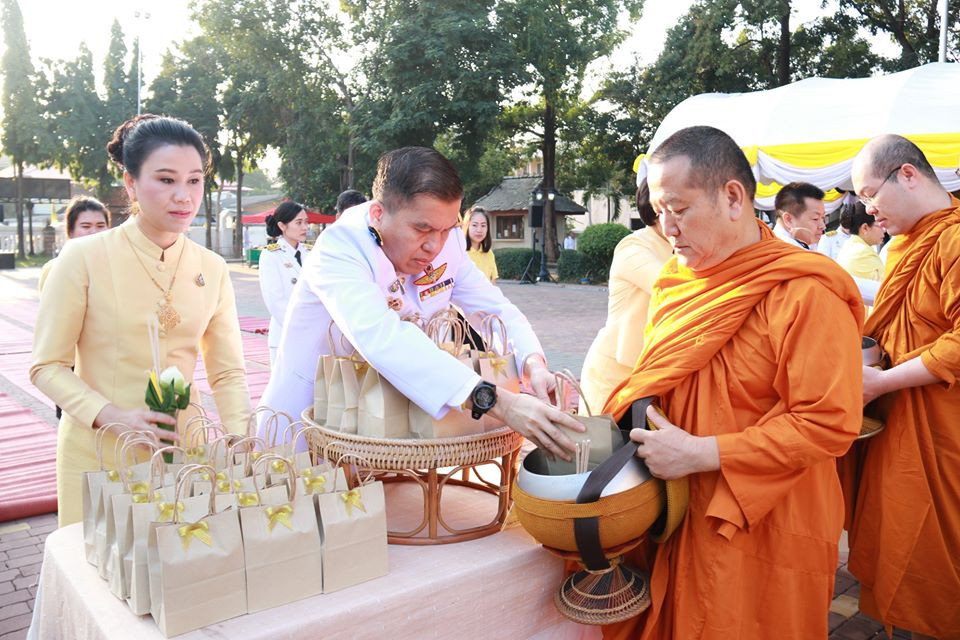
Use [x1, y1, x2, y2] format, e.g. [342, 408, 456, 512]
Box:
[302, 409, 523, 545]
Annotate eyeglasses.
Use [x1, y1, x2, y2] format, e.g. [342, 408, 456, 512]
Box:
[858, 165, 902, 207]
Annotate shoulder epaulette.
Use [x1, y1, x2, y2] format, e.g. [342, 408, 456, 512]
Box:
[264, 243, 281, 251]
[825, 230, 837, 237]
[302, 243, 313, 250]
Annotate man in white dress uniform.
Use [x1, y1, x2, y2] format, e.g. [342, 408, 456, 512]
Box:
[259, 147, 582, 457]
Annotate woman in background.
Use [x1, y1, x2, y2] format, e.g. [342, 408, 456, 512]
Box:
[464, 206, 497, 283]
[37, 197, 111, 292]
[258, 201, 310, 365]
[579, 180, 672, 412]
[31, 114, 250, 526]
[837, 201, 885, 282]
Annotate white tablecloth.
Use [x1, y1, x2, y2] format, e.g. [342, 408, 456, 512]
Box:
[30, 520, 599, 639]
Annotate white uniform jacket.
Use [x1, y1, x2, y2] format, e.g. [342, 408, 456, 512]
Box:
[774, 221, 878, 305]
[258, 202, 545, 427]
[816, 229, 850, 262]
[258, 236, 310, 350]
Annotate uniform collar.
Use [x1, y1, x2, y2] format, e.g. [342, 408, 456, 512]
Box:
[278, 235, 300, 254]
[122, 217, 185, 261]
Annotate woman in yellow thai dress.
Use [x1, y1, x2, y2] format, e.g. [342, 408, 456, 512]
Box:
[31, 115, 251, 526]
[579, 181, 672, 412]
[464, 206, 498, 283]
[837, 201, 885, 283]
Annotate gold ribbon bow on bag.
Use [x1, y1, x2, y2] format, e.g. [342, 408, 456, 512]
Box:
[200, 470, 226, 482]
[265, 504, 294, 532]
[178, 521, 212, 550]
[354, 360, 369, 377]
[271, 459, 289, 473]
[486, 352, 507, 378]
[129, 481, 151, 502]
[300, 470, 327, 495]
[186, 447, 206, 462]
[106, 469, 132, 482]
[237, 492, 260, 507]
[217, 479, 243, 493]
[341, 488, 366, 516]
[156, 501, 185, 522]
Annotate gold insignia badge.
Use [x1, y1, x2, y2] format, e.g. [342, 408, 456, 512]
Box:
[413, 263, 447, 286]
[387, 297, 403, 311]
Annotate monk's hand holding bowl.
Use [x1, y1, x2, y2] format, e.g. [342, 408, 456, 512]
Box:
[493, 389, 584, 461]
[631, 406, 720, 480]
[862, 365, 889, 405]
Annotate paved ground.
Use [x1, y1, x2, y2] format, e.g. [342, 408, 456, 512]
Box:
[0, 265, 906, 639]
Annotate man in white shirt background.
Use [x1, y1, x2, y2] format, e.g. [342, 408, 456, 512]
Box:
[772, 181, 827, 250]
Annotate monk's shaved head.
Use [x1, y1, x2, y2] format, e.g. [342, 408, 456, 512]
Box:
[858, 134, 938, 183]
[649, 126, 756, 200]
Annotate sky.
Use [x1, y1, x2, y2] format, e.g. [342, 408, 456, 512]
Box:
[5, 0, 903, 175]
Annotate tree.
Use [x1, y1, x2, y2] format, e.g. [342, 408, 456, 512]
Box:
[1, 0, 46, 258]
[497, 0, 645, 263]
[42, 45, 114, 199]
[838, 0, 959, 68]
[103, 20, 137, 131]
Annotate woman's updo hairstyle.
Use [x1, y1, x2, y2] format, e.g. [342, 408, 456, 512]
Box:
[265, 201, 305, 240]
[107, 114, 210, 178]
[849, 202, 876, 237]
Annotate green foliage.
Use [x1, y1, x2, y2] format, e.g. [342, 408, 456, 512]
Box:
[493, 248, 541, 281]
[837, 0, 959, 69]
[102, 20, 137, 132]
[577, 223, 630, 281]
[557, 249, 589, 282]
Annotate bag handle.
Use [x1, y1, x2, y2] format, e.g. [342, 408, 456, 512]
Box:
[573, 396, 656, 572]
[116, 436, 159, 494]
[146, 446, 187, 499]
[331, 450, 376, 492]
[252, 454, 299, 503]
[173, 464, 217, 523]
[95, 423, 132, 470]
[480, 314, 510, 358]
[247, 406, 276, 439]
[110, 430, 158, 476]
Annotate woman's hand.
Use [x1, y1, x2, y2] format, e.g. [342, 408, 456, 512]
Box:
[93, 404, 179, 443]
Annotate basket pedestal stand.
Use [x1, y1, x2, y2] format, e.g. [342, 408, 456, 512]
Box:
[302, 409, 523, 545]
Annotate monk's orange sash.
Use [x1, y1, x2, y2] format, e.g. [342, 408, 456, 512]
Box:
[603, 220, 864, 420]
[864, 198, 960, 342]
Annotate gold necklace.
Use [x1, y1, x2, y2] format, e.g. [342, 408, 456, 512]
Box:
[124, 232, 186, 332]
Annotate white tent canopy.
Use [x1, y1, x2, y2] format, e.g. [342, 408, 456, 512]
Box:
[636, 62, 960, 211]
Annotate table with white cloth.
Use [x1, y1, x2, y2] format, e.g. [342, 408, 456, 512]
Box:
[30, 484, 601, 640]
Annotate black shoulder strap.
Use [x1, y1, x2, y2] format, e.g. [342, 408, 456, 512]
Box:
[572, 396, 654, 571]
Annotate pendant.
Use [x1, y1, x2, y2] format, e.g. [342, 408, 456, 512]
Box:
[157, 292, 181, 332]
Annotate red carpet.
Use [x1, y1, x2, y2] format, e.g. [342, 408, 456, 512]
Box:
[0, 393, 58, 521]
[238, 315, 270, 334]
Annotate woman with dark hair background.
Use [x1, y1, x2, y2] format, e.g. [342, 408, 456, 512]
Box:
[464, 206, 497, 283]
[258, 201, 311, 365]
[30, 114, 250, 526]
[578, 179, 673, 412]
[37, 196, 111, 292]
[837, 201, 885, 282]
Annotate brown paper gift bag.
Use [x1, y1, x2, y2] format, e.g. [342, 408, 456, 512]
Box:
[125, 446, 185, 616]
[107, 438, 162, 599]
[83, 423, 133, 566]
[313, 355, 332, 424]
[544, 371, 623, 476]
[318, 454, 388, 593]
[266, 424, 323, 486]
[357, 366, 411, 439]
[148, 464, 247, 637]
[240, 455, 324, 612]
[95, 430, 157, 578]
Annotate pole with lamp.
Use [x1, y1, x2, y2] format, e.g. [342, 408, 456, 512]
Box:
[520, 187, 544, 284]
[538, 190, 555, 282]
[133, 10, 151, 116]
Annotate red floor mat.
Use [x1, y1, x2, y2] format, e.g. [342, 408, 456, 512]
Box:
[0, 393, 58, 521]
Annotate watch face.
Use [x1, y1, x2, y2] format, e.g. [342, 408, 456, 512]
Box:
[475, 385, 496, 409]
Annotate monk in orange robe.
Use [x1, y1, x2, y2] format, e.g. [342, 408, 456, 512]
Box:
[599, 126, 864, 639]
[843, 135, 960, 639]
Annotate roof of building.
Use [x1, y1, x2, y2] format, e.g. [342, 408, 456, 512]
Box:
[473, 176, 587, 215]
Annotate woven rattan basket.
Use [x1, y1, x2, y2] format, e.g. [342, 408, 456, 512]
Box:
[301, 409, 523, 544]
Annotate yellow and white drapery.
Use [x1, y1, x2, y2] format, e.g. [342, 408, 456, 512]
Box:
[634, 62, 960, 213]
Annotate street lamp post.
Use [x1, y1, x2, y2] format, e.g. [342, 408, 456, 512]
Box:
[538, 191, 554, 282]
[134, 11, 151, 115]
